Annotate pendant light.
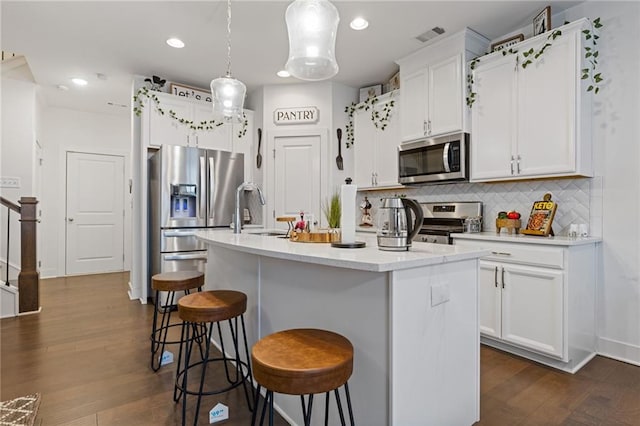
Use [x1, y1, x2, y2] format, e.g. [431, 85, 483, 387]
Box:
[285, 0, 340, 81]
[211, 0, 246, 123]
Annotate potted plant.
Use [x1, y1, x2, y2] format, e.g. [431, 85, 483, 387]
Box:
[322, 192, 341, 229]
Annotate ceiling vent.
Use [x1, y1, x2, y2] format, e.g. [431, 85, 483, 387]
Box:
[415, 27, 445, 43]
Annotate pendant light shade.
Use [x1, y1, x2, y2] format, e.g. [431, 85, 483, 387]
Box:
[285, 0, 339, 81]
[211, 75, 246, 123]
[211, 0, 245, 123]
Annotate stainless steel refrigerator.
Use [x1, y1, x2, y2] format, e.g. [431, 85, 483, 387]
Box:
[148, 145, 244, 302]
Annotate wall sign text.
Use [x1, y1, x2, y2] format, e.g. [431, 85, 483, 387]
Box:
[274, 107, 319, 125]
[170, 83, 212, 103]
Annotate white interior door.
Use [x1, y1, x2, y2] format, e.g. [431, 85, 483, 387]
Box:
[272, 134, 322, 229]
[66, 152, 124, 275]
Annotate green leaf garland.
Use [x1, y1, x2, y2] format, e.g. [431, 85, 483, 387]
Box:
[133, 86, 247, 137]
[344, 93, 396, 148]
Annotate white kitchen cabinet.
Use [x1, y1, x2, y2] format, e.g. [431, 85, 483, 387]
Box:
[396, 28, 489, 142]
[480, 260, 564, 358]
[353, 92, 400, 189]
[470, 19, 593, 181]
[454, 235, 599, 373]
[142, 91, 233, 151]
[232, 109, 254, 183]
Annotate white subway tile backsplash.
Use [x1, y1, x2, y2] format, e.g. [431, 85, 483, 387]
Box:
[357, 177, 592, 236]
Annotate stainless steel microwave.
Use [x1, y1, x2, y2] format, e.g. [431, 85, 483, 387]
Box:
[398, 132, 469, 184]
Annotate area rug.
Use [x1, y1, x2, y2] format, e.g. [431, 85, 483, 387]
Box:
[0, 393, 40, 426]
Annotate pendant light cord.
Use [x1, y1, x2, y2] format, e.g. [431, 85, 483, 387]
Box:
[226, 0, 232, 77]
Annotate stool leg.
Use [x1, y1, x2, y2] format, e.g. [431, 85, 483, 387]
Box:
[173, 320, 188, 402]
[181, 321, 193, 426]
[269, 390, 275, 426]
[150, 290, 174, 371]
[334, 388, 346, 426]
[301, 395, 314, 426]
[259, 390, 272, 426]
[251, 384, 262, 426]
[344, 382, 355, 426]
[235, 314, 255, 411]
[324, 392, 330, 426]
[192, 322, 214, 426]
[216, 321, 234, 383]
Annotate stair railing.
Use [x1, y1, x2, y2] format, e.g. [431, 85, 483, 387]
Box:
[0, 196, 39, 313]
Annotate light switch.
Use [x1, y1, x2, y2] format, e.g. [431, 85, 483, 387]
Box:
[431, 283, 450, 307]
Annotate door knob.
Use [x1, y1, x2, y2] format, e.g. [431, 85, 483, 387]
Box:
[68, 217, 74, 222]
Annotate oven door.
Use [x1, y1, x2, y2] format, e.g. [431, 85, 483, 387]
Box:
[398, 133, 468, 184]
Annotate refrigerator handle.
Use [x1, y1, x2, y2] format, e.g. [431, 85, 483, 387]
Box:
[199, 153, 207, 224]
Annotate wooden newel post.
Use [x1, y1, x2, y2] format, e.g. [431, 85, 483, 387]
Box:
[18, 196, 39, 313]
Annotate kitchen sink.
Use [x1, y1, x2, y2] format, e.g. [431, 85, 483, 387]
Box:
[249, 231, 288, 237]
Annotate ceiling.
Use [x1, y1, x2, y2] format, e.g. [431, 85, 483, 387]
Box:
[1, 1, 582, 116]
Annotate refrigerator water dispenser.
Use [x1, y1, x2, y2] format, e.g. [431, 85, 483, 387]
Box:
[171, 184, 197, 218]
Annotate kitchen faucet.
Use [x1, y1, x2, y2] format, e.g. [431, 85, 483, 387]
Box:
[234, 182, 266, 234]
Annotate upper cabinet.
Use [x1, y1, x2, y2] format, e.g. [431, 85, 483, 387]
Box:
[353, 92, 401, 189]
[470, 19, 593, 182]
[142, 91, 233, 151]
[141, 91, 254, 181]
[396, 28, 489, 143]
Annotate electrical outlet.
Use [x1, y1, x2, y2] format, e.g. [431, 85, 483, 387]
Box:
[0, 176, 20, 188]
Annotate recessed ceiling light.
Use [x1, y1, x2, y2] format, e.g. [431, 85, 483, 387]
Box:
[71, 78, 88, 86]
[166, 38, 185, 48]
[277, 70, 291, 78]
[350, 17, 369, 30]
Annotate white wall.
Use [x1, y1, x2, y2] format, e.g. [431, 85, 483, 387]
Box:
[559, 1, 640, 365]
[40, 107, 131, 278]
[0, 76, 37, 279]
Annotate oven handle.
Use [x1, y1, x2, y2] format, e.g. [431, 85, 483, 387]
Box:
[164, 253, 207, 261]
[442, 142, 451, 173]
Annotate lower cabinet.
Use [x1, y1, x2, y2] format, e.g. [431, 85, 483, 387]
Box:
[479, 260, 563, 358]
[454, 236, 598, 372]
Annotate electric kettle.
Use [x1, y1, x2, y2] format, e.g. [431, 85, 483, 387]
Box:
[376, 197, 424, 251]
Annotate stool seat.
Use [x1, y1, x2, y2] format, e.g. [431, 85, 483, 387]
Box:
[252, 328, 353, 395]
[152, 271, 204, 292]
[178, 290, 247, 323]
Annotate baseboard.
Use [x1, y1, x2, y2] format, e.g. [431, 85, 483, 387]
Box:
[40, 268, 58, 279]
[597, 337, 640, 367]
[17, 306, 42, 316]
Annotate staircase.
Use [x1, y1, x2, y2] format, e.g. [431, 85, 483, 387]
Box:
[1, 196, 39, 317]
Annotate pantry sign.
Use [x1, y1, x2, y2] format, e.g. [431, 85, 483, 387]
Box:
[274, 107, 319, 125]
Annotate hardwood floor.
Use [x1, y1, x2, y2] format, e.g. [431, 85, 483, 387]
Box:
[1, 272, 639, 425]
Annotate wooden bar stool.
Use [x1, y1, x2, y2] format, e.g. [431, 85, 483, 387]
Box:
[251, 328, 355, 426]
[174, 290, 254, 426]
[150, 271, 204, 372]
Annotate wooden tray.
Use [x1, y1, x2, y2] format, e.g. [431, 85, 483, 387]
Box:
[290, 230, 340, 243]
[496, 218, 521, 235]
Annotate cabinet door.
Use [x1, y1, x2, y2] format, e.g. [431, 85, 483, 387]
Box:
[501, 264, 564, 358]
[353, 108, 375, 188]
[374, 102, 400, 187]
[516, 34, 578, 177]
[146, 93, 191, 147]
[192, 104, 233, 151]
[479, 261, 502, 338]
[470, 54, 517, 181]
[399, 69, 427, 142]
[428, 54, 462, 136]
[232, 110, 254, 182]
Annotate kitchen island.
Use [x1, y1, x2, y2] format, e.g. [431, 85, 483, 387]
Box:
[196, 230, 489, 426]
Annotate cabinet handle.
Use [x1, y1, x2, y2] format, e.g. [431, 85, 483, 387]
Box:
[491, 251, 512, 256]
[186, 135, 190, 146]
[494, 266, 498, 288]
[374, 172, 378, 186]
[423, 120, 428, 135]
[371, 172, 374, 186]
[428, 120, 432, 135]
[510, 156, 515, 175]
[501, 267, 505, 289]
[195, 135, 199, 147]
[516, 155, 521, 174]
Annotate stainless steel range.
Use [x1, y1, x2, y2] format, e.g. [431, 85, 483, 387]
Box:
[413, 201, 483, 244]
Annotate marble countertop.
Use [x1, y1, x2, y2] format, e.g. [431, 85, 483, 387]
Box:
[196, 229, 489, 272]
[452, 231, 602, 246]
